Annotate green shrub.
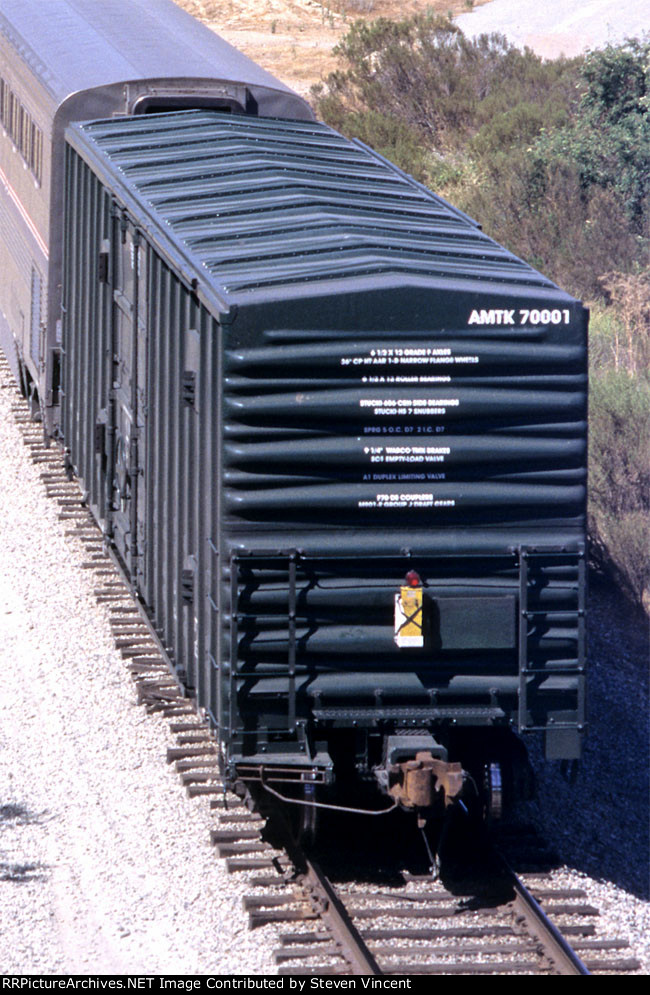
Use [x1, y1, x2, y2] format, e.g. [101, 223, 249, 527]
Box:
[597, 268, 650, 375]
[470, 101, 552, 156]
[313, 18, 649, 300]
[532, 39, 650, 234]
[589, 511, 650, 615]
[311, 102, 430, 177]
[589, 305, 627, 371]
[589, 371, 650, 613]
[312, 14, 580, 159]
[458, 162, 641, 300]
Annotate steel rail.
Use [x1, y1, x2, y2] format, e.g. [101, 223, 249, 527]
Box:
[510, 869, 591, 975]
[300, 859, 383, 976]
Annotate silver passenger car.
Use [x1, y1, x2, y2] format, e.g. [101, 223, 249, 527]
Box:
[0, 0, 312, 432]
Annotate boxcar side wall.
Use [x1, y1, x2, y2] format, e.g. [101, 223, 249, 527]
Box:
[62, 143, 223, 715]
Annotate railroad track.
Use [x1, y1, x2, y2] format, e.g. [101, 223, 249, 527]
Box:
[236, 834, 641, 976]
[1, 352, 642, 977]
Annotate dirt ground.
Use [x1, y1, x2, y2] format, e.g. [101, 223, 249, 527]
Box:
[176, 0, 488, 97]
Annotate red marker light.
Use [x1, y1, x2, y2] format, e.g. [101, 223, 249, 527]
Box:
[405, 570, 421, 588]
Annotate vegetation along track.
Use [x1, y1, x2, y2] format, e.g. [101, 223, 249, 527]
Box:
[0, 351, 641, 976]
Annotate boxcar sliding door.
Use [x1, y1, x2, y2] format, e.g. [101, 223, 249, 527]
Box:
[108, 215, 147, 586]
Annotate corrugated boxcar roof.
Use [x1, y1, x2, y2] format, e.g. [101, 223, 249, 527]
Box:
[69, 110, 563, 305]
[0, 0, 301, 107]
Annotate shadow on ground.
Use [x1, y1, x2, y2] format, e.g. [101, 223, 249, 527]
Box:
[0, 802, 49, 883]
[526, 577, 649, 898]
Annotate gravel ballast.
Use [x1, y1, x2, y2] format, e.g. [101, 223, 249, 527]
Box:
[1, 359, 648, 975]
[0, 367, 278, 975]
[522, 574, 650, 973]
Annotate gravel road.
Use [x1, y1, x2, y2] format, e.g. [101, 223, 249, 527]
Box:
[456, 0, 650, 57]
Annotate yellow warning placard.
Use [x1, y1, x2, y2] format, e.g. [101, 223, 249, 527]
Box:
[394, 585, 424, 648]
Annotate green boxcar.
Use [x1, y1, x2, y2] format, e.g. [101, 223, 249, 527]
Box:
[62, 111, 587, 816]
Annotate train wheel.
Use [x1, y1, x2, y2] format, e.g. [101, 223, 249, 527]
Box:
[482, 761, 503, 825]
[295, 781, 320, 847]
